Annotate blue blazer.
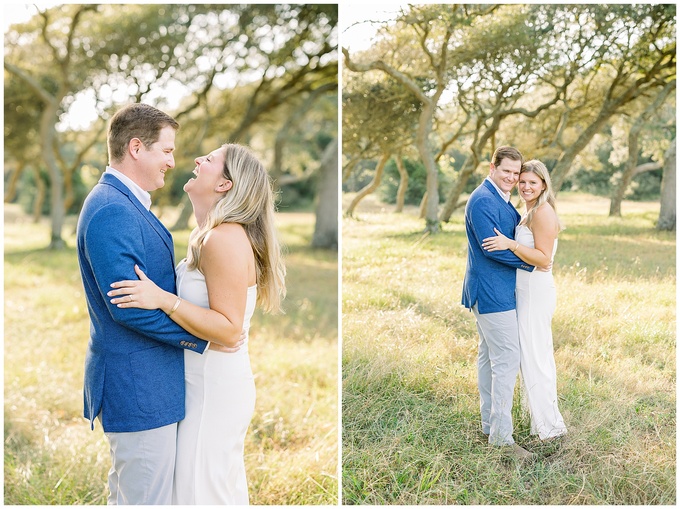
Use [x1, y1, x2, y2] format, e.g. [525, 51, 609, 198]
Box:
[76, 173, 209, 433]
[462, 179, 533, 314]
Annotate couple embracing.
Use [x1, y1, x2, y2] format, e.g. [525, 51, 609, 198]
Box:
[76, 103, 286, 504]
[462, 146, 567, 461]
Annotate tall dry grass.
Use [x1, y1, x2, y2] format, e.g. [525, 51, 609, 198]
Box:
[4, 205, 338, 505]
[342, 192, 675, 505]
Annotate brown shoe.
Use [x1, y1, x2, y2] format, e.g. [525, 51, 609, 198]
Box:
[541, 433, 567, 444]
[502, 443, 536, 462]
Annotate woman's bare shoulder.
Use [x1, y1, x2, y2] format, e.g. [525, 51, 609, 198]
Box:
[202, 223, 251, 262]
[204, 222, 247, 242]
[532, 203, 559, 234]
[534, 202, 557, 219]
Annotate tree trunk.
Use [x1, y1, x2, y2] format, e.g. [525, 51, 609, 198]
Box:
[440, 115, 501, 222]
[64, 166, 75, 213]
[609, 79, 675, 217]
[439, 155, 475, 222]
[658, 139, 676, 231]
[271, 84, 335, 190]
[33, 166, 46, 223]
[342, 46, 446, 232]
[551, 75, 676, 192]
[4, 161, 25, 203]
[41, 102, 66, 249]
[551, 112, 614, 192]
[4, 69, 68, 247]
[312, 138, 338, 249]
[609, 162, 663, 216]
[342, 155, 362, 183]
[416, 103, 440, 233]
[171, 194, 194, 231]
[394, 155, 408, 213]
[345, 152, 389, 217]
[419, 192, 427, 219]
[609, 143, 640, 218]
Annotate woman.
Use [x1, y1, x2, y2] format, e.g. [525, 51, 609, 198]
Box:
[482, 159, 567, 441]
[108, 143, 286, 504]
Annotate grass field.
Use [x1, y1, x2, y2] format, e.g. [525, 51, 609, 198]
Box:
[4, 204, 338, 505]
[342, 192, 675, 505]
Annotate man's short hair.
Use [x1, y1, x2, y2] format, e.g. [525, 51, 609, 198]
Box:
[491, 146, 524, 167]
[107, 103, 179, 164]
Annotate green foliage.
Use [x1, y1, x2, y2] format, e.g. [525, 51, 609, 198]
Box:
[377, 158, 426, 205]
[344, 3, 675, 222]
[376, 157, 454, 205]
[342, 75, 421, 161]
[375, 150, 482, 206]
[342, 193, 675, 504]
[4, 205, 338, 505]
[561, 140, 663, 200]
[564, 165, 662, 201]
[4, 3, 338, 237]
[278, 175, 319, 211]
[3, 72, 42, 155]
[15, 169, 45, 215]
[14, 164, 91, 216]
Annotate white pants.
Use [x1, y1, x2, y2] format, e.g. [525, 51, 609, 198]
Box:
[103, 419, 177, 505]
[473, 306, 520, 446]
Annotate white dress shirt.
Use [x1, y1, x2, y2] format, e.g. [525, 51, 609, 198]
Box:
[485, 176, 511, 203]
[105, 166, 152, 210]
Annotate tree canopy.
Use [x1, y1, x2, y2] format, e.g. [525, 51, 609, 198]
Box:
[343, 3, 676, 231]
[5, 3, 338, 247]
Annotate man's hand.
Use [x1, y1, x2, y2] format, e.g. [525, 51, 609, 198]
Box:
[536, 261, 553, 272]
[208, 328, 247, 353]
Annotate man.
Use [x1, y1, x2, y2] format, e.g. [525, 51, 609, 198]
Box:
[461, 145, 535, 460]
[76, 103, 209, 504]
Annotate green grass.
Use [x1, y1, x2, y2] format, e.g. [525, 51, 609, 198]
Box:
[4, 205, 338, 505]
[342, 192, 675, 505]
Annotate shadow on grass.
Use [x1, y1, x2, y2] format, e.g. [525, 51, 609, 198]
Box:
[5, 245, 78, 266]
[392, 288, 475, 332]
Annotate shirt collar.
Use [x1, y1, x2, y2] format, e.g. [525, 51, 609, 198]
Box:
[105, 166, 152, 211]
[486, 176, 511, 203]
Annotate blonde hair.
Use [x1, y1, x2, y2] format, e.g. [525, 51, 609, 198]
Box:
[520, 159, 563, 231]
[186, 143, 286, 313]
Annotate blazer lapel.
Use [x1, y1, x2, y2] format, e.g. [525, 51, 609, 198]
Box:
[504, 197, 521, 224]
[99, 173, 175, 259]
[482, 179, 520, 224]
[483, 179, 521, 226]
[146, 210, 176, 265]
